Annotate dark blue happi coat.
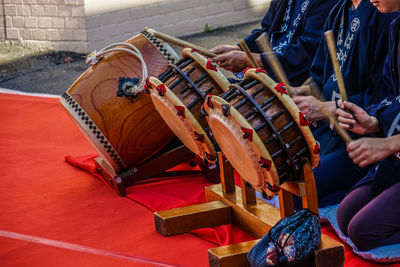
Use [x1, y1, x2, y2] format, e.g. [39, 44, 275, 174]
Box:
[243, 0, 339, 86]
[357, 15, 400, 195]
[367, 15, 400, 117]
[354, 96, 400, 195]
[310, 0, 397, 158]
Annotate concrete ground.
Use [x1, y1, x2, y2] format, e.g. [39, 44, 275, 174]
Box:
[0, 21, 259, 95]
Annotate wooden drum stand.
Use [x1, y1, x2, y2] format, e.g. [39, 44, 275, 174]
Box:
[154, 152, 345, 267]
[93, 142, 219, 197]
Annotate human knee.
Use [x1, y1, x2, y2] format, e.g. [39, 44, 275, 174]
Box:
[336, 203, 350, 236]
[347, 219, 375, 251]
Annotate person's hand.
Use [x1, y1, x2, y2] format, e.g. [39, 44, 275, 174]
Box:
[347, 137, 393, 167]
[287, 85, 311, 96]
[209, 45, 240, 55]
[292, 96, 335, 121]
[336, 100, 380, 134]
[210, 51, 257, 73]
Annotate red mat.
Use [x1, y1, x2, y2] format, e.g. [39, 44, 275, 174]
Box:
[1, 91, 399, 266]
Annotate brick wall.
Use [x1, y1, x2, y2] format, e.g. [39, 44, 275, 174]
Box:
[1, 0, 87, 53]
[86, 0, 269, 52]
[1, 0, 269, 53]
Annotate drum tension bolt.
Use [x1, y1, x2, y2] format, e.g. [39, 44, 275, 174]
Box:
[200, 104, 208, 117]
[259, 157, 272, 171]
[205, 152, 217, 162]
[175, 106, 185, 118]
[194, 131, 205, 143]
[266, 182, 280, 193]
[221, 104, 231, 117]
[261, 190, 274, 200]
[241, 127, 253, 141]
[206, 95, 213, 108]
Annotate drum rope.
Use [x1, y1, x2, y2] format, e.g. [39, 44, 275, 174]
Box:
[86, 43, 148, 95]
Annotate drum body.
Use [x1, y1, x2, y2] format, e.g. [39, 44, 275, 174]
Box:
[60, 30, 179, 173]
[204, 69, 320, 195]
[147, 48, 230, 163]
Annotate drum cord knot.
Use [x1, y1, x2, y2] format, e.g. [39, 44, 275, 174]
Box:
[85, 43, 148, 95]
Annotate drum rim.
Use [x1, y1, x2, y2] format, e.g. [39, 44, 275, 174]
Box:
[60, 92, 127, 172]
[148, 77, 217, 163]
[244, 69, 320, 169]
[204, 94, 279, 192]
[182, 48, 230, 93]
[62, 31, 180, 173]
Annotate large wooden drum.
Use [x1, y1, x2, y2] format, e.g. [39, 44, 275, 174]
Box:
[60, 30, 179, 173]
[146, 48, 230, 163]
[203, 68, 320, 196]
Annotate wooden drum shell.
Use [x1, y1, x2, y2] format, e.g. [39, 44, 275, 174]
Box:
[60, 31, 178, 173]
[148, 48, 230, 162]
[204, 69, 320, 193]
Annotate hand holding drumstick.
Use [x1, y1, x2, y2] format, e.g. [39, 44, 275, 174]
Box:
[336, 100, 385, 167]
[255, 32, 352, 143]
[209, 42, 262, 72]
[336, 100, 380, 135]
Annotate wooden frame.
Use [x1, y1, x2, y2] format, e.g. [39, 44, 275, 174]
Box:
[154, 152, 345, 267]
[94, 144, 217, 196]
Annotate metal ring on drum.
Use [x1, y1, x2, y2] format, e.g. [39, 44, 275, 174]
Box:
[203, 68, 320, 197]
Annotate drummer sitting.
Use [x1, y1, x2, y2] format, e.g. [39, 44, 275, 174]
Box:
[291, 0, 397, 207]
[209, 0, 339, 86]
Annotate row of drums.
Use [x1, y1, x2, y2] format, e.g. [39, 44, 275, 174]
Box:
[60, 29, 320, 198]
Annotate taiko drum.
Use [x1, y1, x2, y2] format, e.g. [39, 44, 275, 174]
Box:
[203, 68, 320, 196]
[146, 48, 230, 163]
[60, 30, 179, 173]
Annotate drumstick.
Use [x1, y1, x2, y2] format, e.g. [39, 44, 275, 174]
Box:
[239, 39, 259, 68]
[324, 30, 348, 101]
[256, 32, 351, 143]
[255, 33, 290, 86]
[146, 28, 217, 58]
[308, 79, 352, 143]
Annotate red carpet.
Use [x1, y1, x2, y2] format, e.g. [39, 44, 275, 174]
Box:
[1, 91, 399, 266]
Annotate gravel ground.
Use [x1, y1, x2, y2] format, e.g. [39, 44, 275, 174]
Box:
[0, 21, 258, 95]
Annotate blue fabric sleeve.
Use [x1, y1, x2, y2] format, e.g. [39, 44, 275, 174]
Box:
[260, 1, 336, 83]
[242, 1, 279, 53]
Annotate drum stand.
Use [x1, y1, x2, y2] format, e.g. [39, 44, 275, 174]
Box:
[94, 142, 220, 196]
[153, 152, 345, 267]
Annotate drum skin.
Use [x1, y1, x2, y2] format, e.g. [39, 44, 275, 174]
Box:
[60, 31, 178, 173]
[160, 49, 229, 131]
[147, 48, 230, 162]
[204, 69, 320, 195]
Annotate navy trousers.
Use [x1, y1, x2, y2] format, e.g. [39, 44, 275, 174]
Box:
[336, 182, 400, 251]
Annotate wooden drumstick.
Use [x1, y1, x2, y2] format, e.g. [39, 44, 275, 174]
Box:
[255, 33, 290, 86]
[255, 32, 351, 143]
[308, 79, 352, 143]
[146, 28, 217, 58]
[324, 30, 348, 101]
[239, 39, 259, 68]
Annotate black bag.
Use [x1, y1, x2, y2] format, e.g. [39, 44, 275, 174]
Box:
[247, 209, 321, 267]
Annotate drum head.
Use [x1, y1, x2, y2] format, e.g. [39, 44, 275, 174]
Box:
[244, 69, 320, 169]
[148, 77, 217, 163]
[204, 95, 279, 189]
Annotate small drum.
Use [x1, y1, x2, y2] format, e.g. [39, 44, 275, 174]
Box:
[203, 69, 320, 196]
[146, 48, 230, 163]
[60, 29, 179, 173]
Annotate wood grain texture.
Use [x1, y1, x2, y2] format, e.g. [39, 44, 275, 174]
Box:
[154, 201, 232, 235]
[205, 184, 344, 267]
[65, 34, 176, 172]
[223, 78, 309, 184]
